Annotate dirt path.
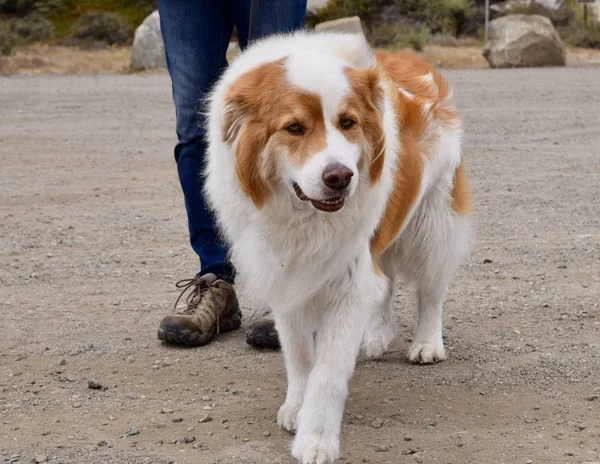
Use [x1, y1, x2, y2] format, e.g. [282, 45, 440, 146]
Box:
[1, 69, 599, 464]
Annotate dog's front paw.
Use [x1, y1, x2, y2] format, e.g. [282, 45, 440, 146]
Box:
[408, 339, 446, 364]
[277, 401, 301, 434]
[361, 318, 396, 359]
[292, 430, 339, 464]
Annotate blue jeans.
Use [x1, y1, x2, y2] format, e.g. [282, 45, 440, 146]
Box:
[158, 0, 307, 283]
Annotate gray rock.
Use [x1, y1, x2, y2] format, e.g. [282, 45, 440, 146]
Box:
[483, 15, 565, 68]
[34, 456, 48, 464]
[131, 11, 166, 70]
[314, 16, 364, 36]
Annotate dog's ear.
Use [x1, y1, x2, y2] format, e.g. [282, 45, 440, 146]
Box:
[221, 97, 248, 145]
[221, 92, 272, 209]
[346, 67, 386, 185]
[234, 121, 272, 209]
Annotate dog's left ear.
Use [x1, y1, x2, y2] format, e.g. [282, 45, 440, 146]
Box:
[346, 67, 386, 185]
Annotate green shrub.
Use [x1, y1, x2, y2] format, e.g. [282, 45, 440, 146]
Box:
[70, 11, 129, 45]
[509, 1, 575, 27]
[0, 0, 70, 16]
[370, 22, 429, 51]
[308, 0, 477, 44]
[0, 21, 19, 55]
[562, 26, 600, 49]
[396, 0, 476, 36]
[305, 0, 389, 31]
[11, 14, 55, 42]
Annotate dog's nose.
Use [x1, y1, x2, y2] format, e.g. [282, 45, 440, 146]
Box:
[322, 163, 353, 191]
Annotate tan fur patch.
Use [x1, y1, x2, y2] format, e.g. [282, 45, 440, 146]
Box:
[451, 160, 472, 216]
[344, 68, 385, 184]
[222, 58, 326, 208]
[371, 51, 466, 257]
[376, 51, 458, 129]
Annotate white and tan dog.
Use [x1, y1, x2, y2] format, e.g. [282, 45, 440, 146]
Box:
[205, 32, 472, 464]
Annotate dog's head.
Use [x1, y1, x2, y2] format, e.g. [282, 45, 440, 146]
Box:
[217, 47, 386, 213]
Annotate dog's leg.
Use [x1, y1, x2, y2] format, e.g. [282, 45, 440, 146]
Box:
[402, 203, 471, 364]
[361, 254, 398, 359]
[274, 308, 316, 434]
[292, 258, 387, 464]
[408, 283, 449, 363]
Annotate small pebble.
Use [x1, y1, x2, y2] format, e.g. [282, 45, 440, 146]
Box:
[87, 379, 102, 390]
[161, 408, 174, 414]
[374, 444, 389, 452]
[183, 436, 195, 444]
[127, 426, 139, 436]
[58, 358, 67, 366]
[201, 395, 211, 401]
[371, 419, 383, 429]
[198, 415, 213, 424]
[263, 431, 271, 437]
[172, 417, 183, 423]
[35, 456, 48, 464]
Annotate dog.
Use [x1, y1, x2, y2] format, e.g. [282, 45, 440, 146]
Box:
[205, 31, 472, 464]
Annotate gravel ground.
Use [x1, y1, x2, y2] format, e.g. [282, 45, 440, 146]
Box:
[1, 68, 599, 464]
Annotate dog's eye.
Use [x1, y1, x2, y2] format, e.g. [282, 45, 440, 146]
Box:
[340, 118, 355, 130]
[286, 123, 304, 135]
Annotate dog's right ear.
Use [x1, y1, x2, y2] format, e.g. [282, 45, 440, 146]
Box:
[221, 96, 248, 145]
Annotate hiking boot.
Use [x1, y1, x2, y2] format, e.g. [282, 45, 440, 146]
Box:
[158, 273, 241, 347]
[246, 319, 280, 350]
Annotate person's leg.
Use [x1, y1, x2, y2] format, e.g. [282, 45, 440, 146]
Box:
[232, 0, 307, 48]
[157, 0, 241, 347]
[159, 0, 235, 283]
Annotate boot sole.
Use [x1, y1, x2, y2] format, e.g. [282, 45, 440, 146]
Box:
[157, 324, 214, 347]
[245, 325, 281, 350]
[158, 319, 242, 347]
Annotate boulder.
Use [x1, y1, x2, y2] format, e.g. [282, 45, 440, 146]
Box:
[314, 16, 364, 35]
[483, 14, 566, 68]
[131, 11, 165, 70]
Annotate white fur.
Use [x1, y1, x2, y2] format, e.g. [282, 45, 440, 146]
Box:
[205, 31, 470, 463]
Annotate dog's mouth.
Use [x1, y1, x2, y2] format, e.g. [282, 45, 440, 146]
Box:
[292, 182, 345, 213]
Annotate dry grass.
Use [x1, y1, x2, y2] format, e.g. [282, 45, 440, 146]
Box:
[417, 45, 489, 69]
[2, 43, 600, 75]
[0, 43, 140, 75]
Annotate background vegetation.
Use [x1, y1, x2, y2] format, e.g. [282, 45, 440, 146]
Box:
[1, 0, 598, 56]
